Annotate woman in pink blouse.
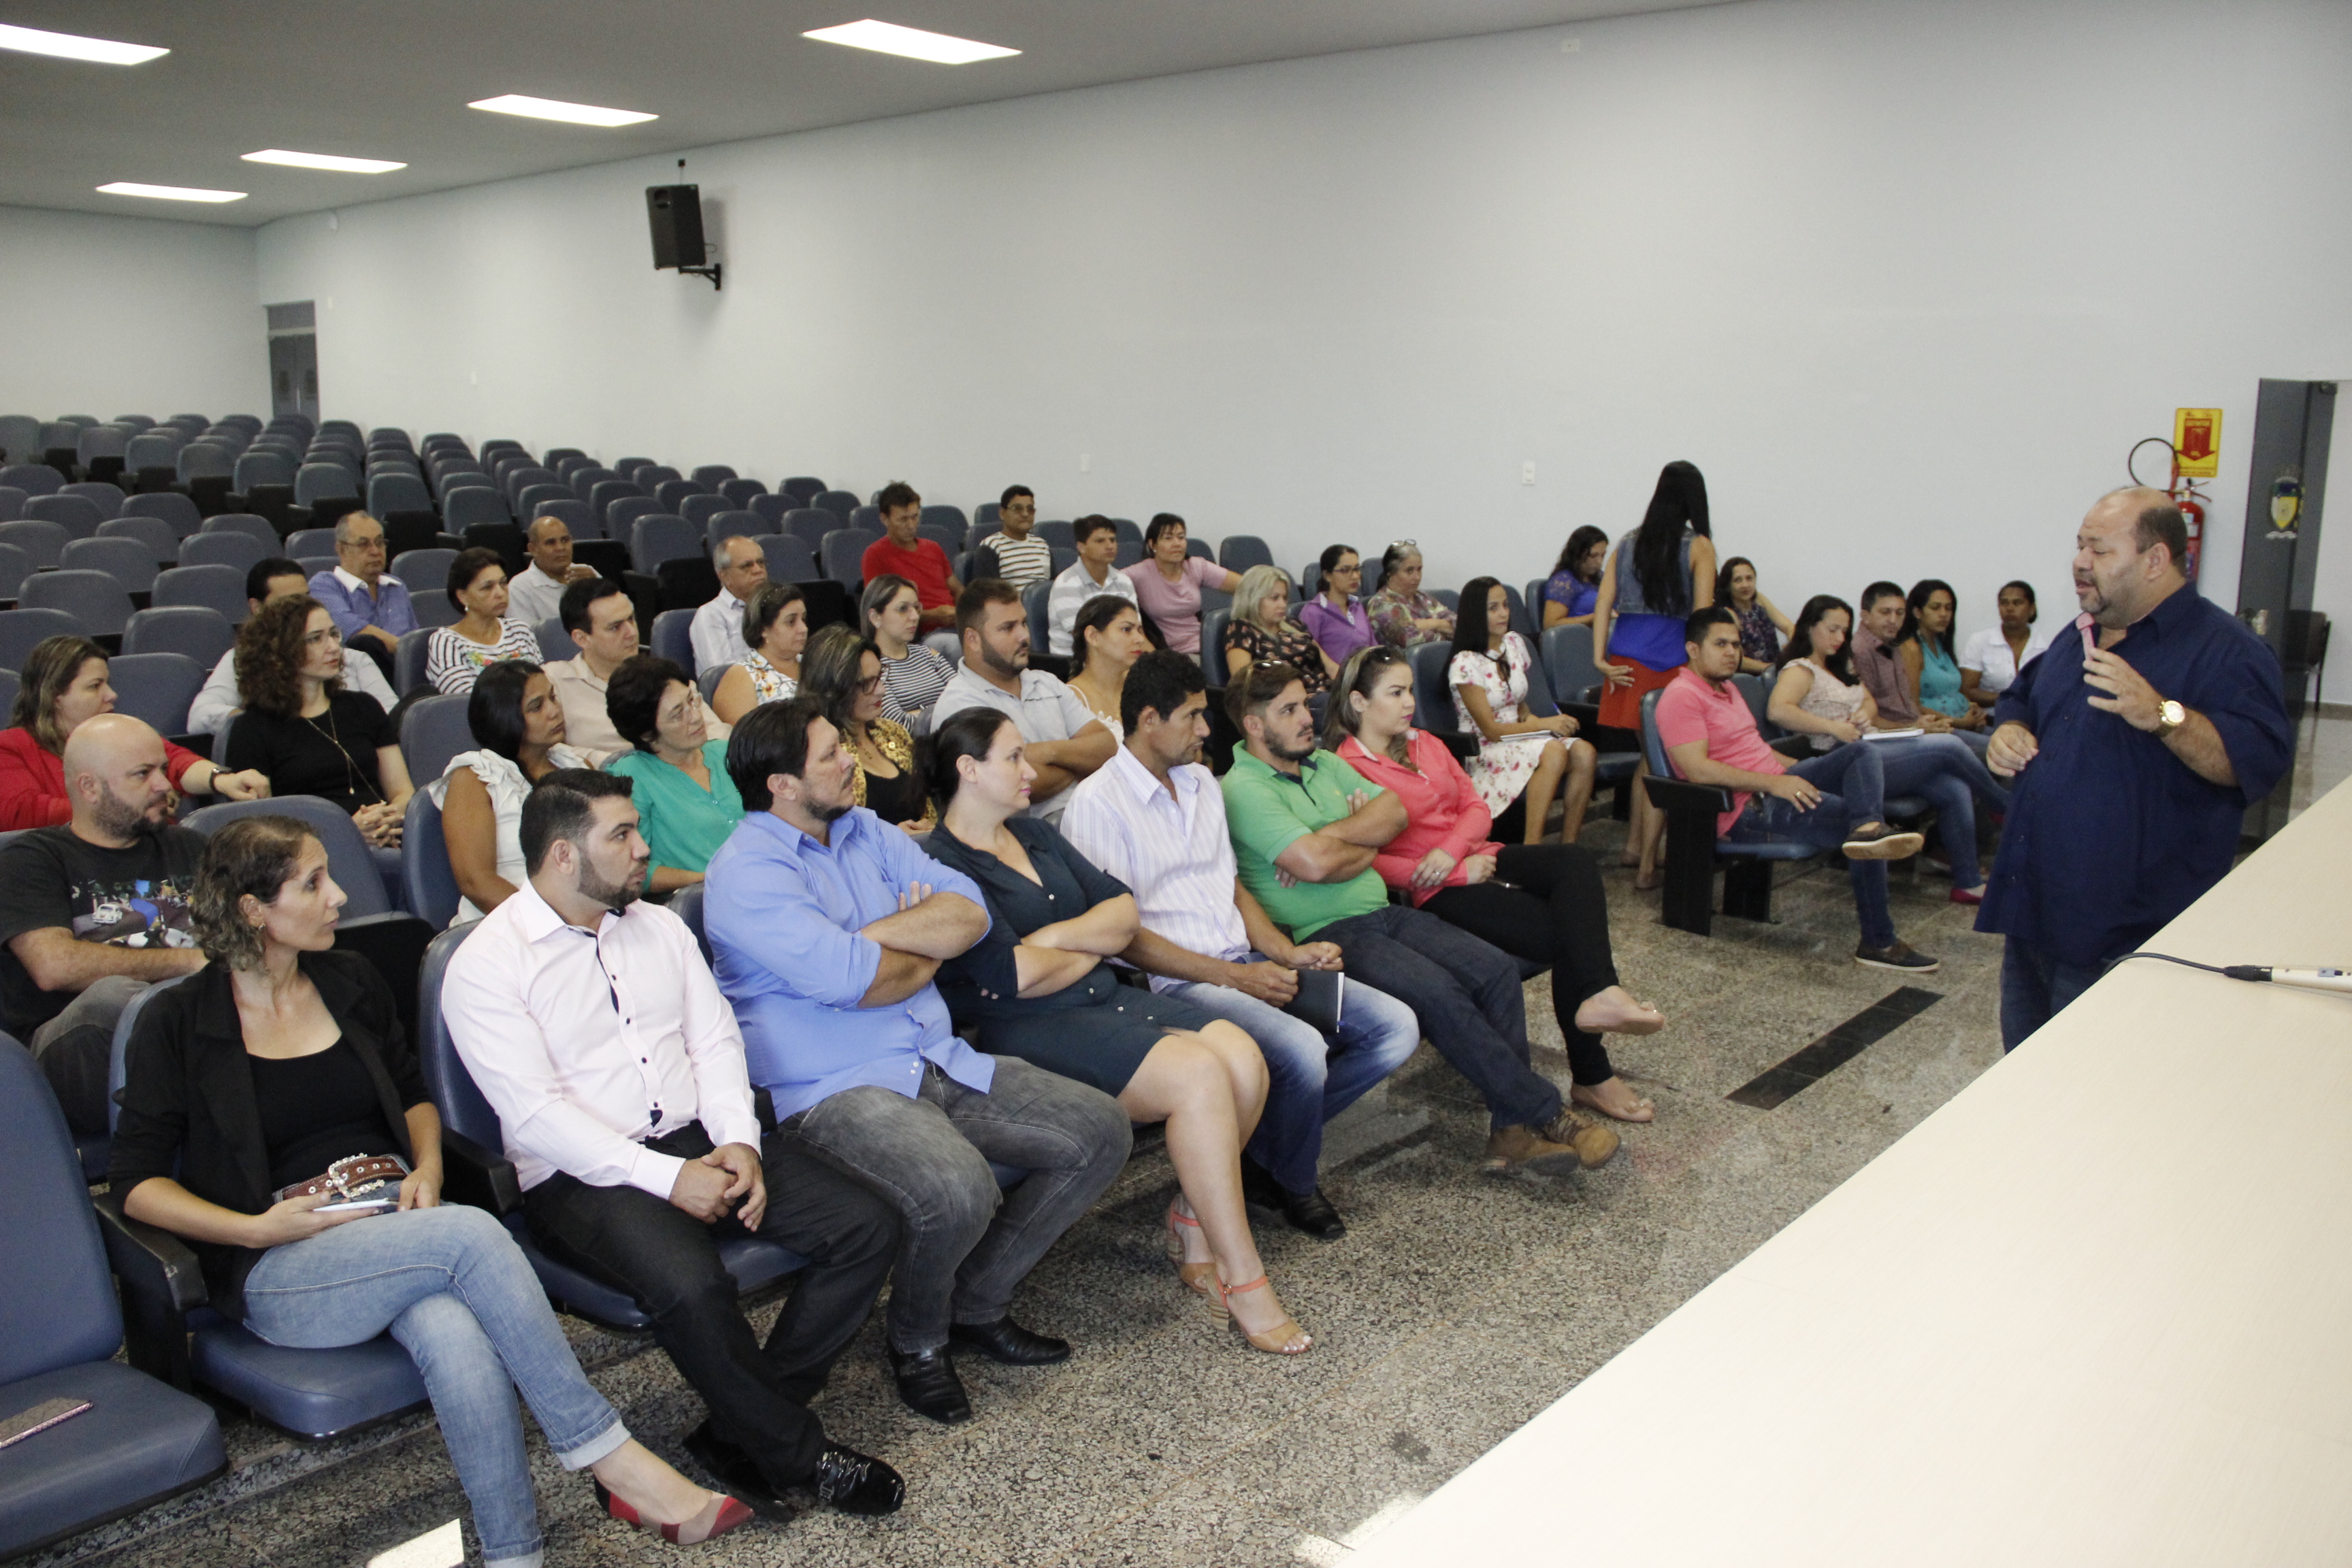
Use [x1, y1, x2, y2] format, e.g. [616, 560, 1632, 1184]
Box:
[1122, 513, 1239, 655]
[1325, 646, 1666, 1123]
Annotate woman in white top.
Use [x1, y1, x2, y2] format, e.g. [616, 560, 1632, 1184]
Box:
[710, 581, 807, 724]
[1063, 593, 1152, 742]
[1449, 576, 1596, 845]
[862, 574, 954, 725]
[1959, 579, 2051, 708]
[427, 548, 541, 696]
[429, 659, 587, 923]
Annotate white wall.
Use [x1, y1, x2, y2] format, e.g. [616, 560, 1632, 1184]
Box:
[252, 0, 2352, 692]
[0, 206, 267, 421]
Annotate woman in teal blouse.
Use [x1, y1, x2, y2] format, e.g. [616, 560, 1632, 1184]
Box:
[601, 655, 743, 891]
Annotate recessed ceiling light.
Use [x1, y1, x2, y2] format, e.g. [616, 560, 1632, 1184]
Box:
[803, 19, 1018, 65]
[467, 94, 656, 128]
[98, 182, 246, 203]
[242, 149, 407, 174]
[0, 21, 167, 65]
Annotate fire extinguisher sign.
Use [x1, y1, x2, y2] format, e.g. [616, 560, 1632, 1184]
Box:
[2173, 408, 2223, 477]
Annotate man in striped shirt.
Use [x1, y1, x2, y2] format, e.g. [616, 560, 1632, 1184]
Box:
[977, 485, 1052, 587]
[1059, 652, 1420, 1240]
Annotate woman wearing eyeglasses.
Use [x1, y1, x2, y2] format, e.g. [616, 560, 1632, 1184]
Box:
[1365, 542, 1456, 650]
[1300, 545, 1375, 666]
[798, 625, 933, 831]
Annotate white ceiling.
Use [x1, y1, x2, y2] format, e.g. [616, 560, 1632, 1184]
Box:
[0, 0, 1731, 227]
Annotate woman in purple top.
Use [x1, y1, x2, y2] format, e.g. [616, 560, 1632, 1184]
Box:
[1122, 513, 1239, 655]
[1299, 544, 1375, 665]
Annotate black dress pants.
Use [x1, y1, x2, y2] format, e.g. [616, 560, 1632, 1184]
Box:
[523, 1121, 899, 1488]
[1424, 843, 1621, 1086]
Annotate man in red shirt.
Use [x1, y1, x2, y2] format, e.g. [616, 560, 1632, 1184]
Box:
[1655, 607, 1938, 973]
[858, 481, 961, 656]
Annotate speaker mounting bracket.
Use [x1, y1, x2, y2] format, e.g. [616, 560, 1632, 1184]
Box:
[678, 262, 721, 291]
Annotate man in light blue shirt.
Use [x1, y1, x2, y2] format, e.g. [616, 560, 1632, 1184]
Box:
[305, 511, 416, 679]
[704, 696, 1130, 1427]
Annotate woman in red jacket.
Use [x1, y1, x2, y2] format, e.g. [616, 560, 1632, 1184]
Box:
[1324, 645, 1666, 1123]
[0, 635, 267, 830]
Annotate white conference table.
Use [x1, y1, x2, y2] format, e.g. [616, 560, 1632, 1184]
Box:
[1353, 777, 2352, 1567]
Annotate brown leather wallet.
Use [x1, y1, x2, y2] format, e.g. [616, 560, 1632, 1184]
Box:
[274, 1154, 409, 1205]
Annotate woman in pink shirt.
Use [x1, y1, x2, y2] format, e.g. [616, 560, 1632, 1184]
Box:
[1122, 514, 1239, 656]
[1325, 647, 1666, 1123]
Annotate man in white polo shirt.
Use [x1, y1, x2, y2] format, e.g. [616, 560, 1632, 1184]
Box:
[507, 514, 598, 629]
[1058, 651, 1420, 1239]
[689, 534, 767, 675]
[1045, 515, 1137, 658]
[931, 579, 1113, 825]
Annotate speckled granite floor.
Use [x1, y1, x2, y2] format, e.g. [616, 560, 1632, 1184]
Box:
[35, 719, 2350, 1568]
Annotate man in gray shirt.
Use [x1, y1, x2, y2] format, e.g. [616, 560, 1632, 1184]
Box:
[931, 580, 1113, 823]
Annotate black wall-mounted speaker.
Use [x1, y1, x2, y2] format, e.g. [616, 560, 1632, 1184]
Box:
[646, 184, 705, 270]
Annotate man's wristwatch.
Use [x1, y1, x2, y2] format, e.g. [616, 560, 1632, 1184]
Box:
[2155, 698, 2187, 736]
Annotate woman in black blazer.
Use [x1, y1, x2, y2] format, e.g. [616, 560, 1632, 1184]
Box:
[110, 817, 747, 1562]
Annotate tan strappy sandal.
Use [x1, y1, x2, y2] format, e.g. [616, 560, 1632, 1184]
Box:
[1164, 1202, 1222, 1311]
[1220, 1275, 1312, 1355]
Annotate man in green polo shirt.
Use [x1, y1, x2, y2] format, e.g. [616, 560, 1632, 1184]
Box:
[1220, 664, 1616, 1174]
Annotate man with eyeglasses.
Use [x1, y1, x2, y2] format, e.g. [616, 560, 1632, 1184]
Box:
[977, 485, 1051, 588]
[306, 512, 416, 679]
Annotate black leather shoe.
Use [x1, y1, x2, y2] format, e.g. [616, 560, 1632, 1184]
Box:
[888, 1347, 973, 1424]
[948, 1316, 1071, 1366]
[1280, 1185, 1347, 1241]
[813, 1443, 905, 1516]
[1239, 1155, 1286, 1212]
[681, 1420, 796, 1520]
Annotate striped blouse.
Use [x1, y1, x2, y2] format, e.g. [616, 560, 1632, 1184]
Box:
[428, 618, 542, 696]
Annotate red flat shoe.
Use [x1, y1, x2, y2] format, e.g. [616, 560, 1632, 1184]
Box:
[595, 1479, 756, 1546]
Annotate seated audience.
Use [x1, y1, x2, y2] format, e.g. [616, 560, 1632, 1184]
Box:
[710, 581, 808, 724]
[704, 702, 1131, 1419]
[934, 580, 1115, 825]
[1046, 516, 1137, 658]
[428, 547, 540, 696]
[1064, 593, 1153, 740]
[1661, 608, 1936, 970]
[1450, 576, 1597, 845]
[1060, 652, 1421, 1239]
[1900, 578, 1990, 749]
[191, 557, 395, 736]
[1541, 525, 1610, 628]
[445, 770, 904, 1520]
[689, 534, 768, 675]
[306, 512, 413, 679]
[429, 659, 588, 922]
[602, 655, 742, 892]
[1364, 541, 1456, 649]
[1959, 580, 2048, 709]
[546, 578, 728, 766]
[799, 625, 933, 831]
[1123, 513, 1239, 656]
[1300, 545, 1375, 666]
[0, 714, 208, 1133]
[225, 598, 413, 853]
[863, 574, 956, 724]
[0, 634, 267, 830]
[1226, 565, 1334, 698]
[1850, 580, 1943, 733]
[114, 816, 747, 1561]
[922, 707, 1309, 1355]
[1716, 555, 1792, 674]
[977, 485, 1051, 587]
[1221, 663, 1619, 1175]
[1770, 595, 2009, 905]
[1328, 647, 1665, 1122]
[858, 481, 960, 657]
[506, 514, 598, 628]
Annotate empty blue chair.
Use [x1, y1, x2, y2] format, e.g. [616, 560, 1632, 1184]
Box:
[0, 486, 22, 523]
[0, 415, 42, 463]
[536, 617, 574, 664]
[202, 513, 278, 549]
[631, 514, 701, 574]
[542, 446, 587, 470]
[61, 480, 125, 520]
[1036, 519, 1076, 551]
[759, 533, 817, 584]
[691, 464, 736, 488]
[516, 482, 570, 517]
[718, 476, 766, 507]
[391, 546, 458, 597]
[706, 509, 770, 549]
[785, 507, 837, 549]
[178, 532, 267, 575]
[125, 430, 184, 474]
[0, 463, 62, 497]
[1220, 534, 1274, 573]
[97, 514, 178, 564]
[443, 487, 510, 529]
[61, 536, 160, 594]
[233, 451, 295, 493]
[812, 489, 859, 522]
[501, 466, 559, 504]
[366, 471, 431, 516]
[587, 478, 643, 524]
[20, 572, 131, 637]
[1022, 580, 1052, 655]
[1408, 640, 1479, 753]
[681, 493, 730, 529]
[149, 565, 248, 625]
[532, 497, 597, 539]
[399, 694, 476, 793]
[395, 627, 434, 693]
[607, 495, 661, 542]
[821, 529, 879, 592]
[121, 606, 235, 664]
[0, 541, 33, 601]
[0, 608, 90, 667]
[402, 789, 461, 930]
[655, 478, 703, 512]
[651, 608, 696, 673]
[849, 504, 882, 534]
[122, 490, 200, 537]
[748, 493, 792, 531]
[285, 526, 339, 559]
[634, 464, 682, 493]
[2, 1036, 225, 1557]
[103, 652, 205, 735]
[779, 476, 826, 504]
[73, 425, 129, 473]
[568, 466, 618, 501]
[25, 493, 102, 540]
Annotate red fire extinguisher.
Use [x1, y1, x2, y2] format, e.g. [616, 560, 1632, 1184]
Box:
[2172, 480, 2206, 584]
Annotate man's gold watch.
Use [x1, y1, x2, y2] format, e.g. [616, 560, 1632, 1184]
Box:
[2156, 698, 2187, 736]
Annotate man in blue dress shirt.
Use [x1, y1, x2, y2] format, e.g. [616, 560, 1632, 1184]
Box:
[305, 512, 417, 679]
[1978, 488, 2292, 1049]
[703, 697, 1131, 1426]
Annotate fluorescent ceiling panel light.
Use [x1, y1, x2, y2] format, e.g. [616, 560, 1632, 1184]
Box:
[802, 19, 1018, 64]
[98, 182, 246, 203]
[0, 22, 167, 65]
[467, 94, 655, 127]
[243, 149, 407, 174]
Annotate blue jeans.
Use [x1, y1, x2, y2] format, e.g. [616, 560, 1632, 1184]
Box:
[1876, 734, 2008, 892]
[242, 1205, 626, 1567]
[1998, 938, 2102, 1052]
[1159, 964, 1422, 1195]
[1722, 742, 1895, 949]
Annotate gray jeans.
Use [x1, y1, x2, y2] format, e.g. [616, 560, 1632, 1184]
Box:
[31, 974, 149, 1135]
[779, 1056, 1131, 1354]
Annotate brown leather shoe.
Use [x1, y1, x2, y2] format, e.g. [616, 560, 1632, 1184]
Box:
[1481, 1124, 1586, 1176]
[1539, 1108, 1620, 1169]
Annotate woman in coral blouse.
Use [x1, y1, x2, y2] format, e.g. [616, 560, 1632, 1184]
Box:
[1324, 646, 1666, 1123]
